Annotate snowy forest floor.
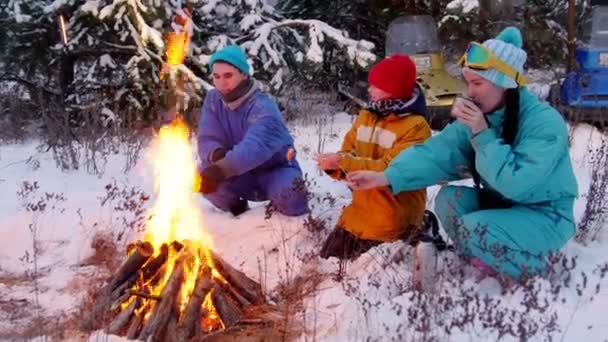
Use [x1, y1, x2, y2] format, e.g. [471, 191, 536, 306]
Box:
[0, 83, 607, 341]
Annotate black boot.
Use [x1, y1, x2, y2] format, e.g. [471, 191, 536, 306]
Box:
[229, 199, 249, 217]
[320, 228, 380, 260]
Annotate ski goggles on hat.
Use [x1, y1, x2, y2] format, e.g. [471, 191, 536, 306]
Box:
[458, 42, 528, 86]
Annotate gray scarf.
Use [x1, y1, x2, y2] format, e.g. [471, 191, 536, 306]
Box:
[221, 78, 256, 110]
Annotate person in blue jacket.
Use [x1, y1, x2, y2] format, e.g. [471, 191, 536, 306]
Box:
[196, 45, 309, 217]
[346, 27, 578, 279]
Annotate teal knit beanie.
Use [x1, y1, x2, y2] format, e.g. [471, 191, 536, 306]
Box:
[466, 27, 527, 89]
[209, 45, 250, 75]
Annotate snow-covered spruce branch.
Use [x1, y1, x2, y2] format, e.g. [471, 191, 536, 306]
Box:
[236, 19, 376, 68]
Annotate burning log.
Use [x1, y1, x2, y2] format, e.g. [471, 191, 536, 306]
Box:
[139, 243, 169, 281]
[83, 242, 153, 330]
[111, 241, 154, 291]
[128, 290, 162, 301]
[111, 289, 132, 312]
[126, 312, 143, 339]
[87, 241, 269, 340]
[107, 297, 141, 334]
[211, 252, 263, 305]
[138, 250, 189, 340]
[211, 283, 243, 327]
[176, 265, 213, 340]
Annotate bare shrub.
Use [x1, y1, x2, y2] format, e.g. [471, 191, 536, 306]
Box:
[279, 87, 343, 125]
[98, 180, 150, 242]
[291, 175, 607, 341]
[576, 134, 608, 244]
[39, 98, 149, 176]
[5, 181, 69, 341]
[325, 242, 607, 342]
[0, 94, 35, 143]
[79, 230, 122, 274]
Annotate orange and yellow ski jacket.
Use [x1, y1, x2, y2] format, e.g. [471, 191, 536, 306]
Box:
[332, 95, 431, 242]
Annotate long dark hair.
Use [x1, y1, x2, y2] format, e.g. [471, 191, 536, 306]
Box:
[472, 88, 520, 188]
[501, 88, 520, 146]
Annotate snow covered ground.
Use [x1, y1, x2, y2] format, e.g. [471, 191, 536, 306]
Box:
[0, 109, 607, 341]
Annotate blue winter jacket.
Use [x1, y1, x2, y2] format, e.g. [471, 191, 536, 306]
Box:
[197, 87, 295, 177]
[385, 88, 578, 212]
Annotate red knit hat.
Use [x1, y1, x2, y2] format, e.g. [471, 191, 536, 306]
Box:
[368, 54, 416, 99]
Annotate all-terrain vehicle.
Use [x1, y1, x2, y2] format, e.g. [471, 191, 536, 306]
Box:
[338, 15, 466, 130]
[555, 3, 608, 127]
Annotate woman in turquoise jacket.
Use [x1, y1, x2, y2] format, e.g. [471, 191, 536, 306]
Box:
[347, 27, 578, 279]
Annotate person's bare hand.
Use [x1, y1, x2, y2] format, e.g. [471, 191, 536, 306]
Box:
[346, 171, 389, 190]
[451, 98, 488, 134]
[315, 153, 342, 170]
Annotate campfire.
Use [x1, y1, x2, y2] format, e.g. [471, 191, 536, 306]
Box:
[82, 17, 272, 340]
[84, 119, 265, 340]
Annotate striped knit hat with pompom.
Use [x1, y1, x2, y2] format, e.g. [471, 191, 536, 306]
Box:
[466, 26, 527, 89]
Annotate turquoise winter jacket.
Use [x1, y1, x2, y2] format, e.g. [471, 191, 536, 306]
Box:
[384, 88, 578, 215]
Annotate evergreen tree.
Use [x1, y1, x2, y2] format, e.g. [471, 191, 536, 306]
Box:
[0, 0, 63, 97]
[2, 0, 376, 128]
[276, 0, 451, 88]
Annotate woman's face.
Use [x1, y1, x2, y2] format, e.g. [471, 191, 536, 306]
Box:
[462, 68, 506, 113]
[368, 84, 393, 101]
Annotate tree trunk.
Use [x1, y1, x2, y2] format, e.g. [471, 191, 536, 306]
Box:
[567, 0, 576, 73]
[478, 0, 491, 41]
[430, 0, 441, 18]
[59, 52, 75, 100]
[405, 0, 417, 15]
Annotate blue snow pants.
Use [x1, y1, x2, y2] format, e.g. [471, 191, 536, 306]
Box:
[434, 185, 576, 279]
[204, 162, 309, 217]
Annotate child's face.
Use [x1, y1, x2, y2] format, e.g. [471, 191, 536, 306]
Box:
[368, 84, 393, 101]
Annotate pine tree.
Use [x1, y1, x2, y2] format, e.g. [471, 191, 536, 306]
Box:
[0, 0, 63, 98]
[276, 0, 452, 88]
[2, 0, 376, 129]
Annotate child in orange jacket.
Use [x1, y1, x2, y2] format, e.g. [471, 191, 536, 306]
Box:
[316, 54, 431, 260]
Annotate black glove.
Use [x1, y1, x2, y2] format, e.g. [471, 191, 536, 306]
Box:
[197, 165, 226, 194]
[210, 148, 227, 163]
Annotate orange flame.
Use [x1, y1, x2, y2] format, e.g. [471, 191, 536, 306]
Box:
[166, 32, 189, 66]
[165, 10, 192, 66]
[129, 11, 228, 331]
[144, 118, 209, 250]
[139, 118, 223, 328]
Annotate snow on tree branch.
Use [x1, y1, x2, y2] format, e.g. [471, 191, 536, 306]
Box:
[446, 0, 479, 14]
[25, 0, 377, 115]
[239, 18, 375, 69]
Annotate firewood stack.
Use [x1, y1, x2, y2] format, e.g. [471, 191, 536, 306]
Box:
[83, 240, 264, 341]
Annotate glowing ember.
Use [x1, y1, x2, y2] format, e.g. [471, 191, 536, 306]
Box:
[202, 290, 225, 331]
